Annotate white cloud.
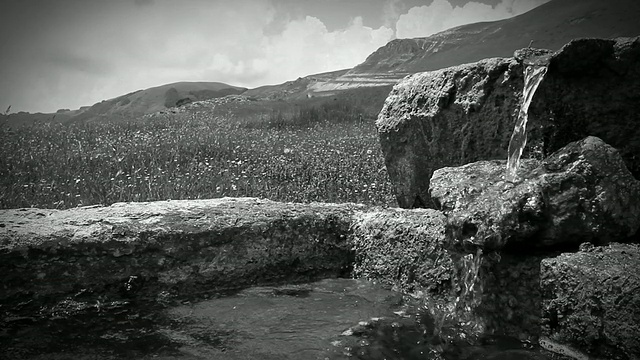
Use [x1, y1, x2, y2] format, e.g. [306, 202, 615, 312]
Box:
[256, 16, 394, 81]
[396, 0, 551, 39]
[0, 0, 394, 113]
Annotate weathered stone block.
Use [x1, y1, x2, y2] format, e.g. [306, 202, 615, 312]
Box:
[540, 243, 640, 360]
[351, 208, 451, 295]
[430, 136, 640, 249]
[0, 198, 362, 306]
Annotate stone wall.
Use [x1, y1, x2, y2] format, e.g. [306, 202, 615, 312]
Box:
[0, 198, 362, 307]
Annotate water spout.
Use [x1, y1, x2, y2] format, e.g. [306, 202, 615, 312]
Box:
[506, 64, 548, 182]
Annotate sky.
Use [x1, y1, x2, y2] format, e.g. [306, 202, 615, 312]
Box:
[0, 0, 550, 113]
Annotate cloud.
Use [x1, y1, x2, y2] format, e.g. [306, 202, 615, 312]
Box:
[396, 0, 551, 39]
[255, 16, 394, 81]
[0, 0, 393, 113]
[382, 0, 404, 28]
[134, 0, 154, 6]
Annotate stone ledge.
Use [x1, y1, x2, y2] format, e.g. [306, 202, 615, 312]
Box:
[0, 197, 364, 305]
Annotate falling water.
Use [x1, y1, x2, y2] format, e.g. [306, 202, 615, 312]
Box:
[428, 247, 486, 342]
[506, 64, 548, 181]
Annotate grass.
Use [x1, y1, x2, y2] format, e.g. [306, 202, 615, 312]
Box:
[0, 97, 396, 210]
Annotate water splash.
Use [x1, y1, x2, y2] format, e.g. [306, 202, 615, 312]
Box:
[506, 64, 548, 181]
[428, 247, 485, 342]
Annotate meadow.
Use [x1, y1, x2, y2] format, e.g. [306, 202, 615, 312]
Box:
[0, 98, 396, 210]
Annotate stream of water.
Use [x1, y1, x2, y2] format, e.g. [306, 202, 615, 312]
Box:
[506, 64, 548, 182]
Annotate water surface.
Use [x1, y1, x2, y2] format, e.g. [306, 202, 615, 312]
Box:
[1, 278, 556, 359]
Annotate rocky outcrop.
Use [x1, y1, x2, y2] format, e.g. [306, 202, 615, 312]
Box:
[430, 136, 640, 250]
[378, 36, 640, 208]
[540, 243, 640, 360]
[0, 198, 362, 306]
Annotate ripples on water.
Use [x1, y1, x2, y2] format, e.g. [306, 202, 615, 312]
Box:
[1, 278, 556, 359]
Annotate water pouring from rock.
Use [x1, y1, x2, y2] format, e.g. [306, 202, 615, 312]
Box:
[506, 64, 548, 181]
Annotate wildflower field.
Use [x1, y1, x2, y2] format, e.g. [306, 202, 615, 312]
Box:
[0, 98, 396, 210]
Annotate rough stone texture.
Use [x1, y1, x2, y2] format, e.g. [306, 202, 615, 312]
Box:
[378, 36, 640, 208]
[0, 197, 363, 307]
[478, 253, 547, 341]
[377, 57, 522, 208]
[430, 136, 640, 249]
[350, 208, 545, 341]
[540, 243, 640, 360]
[351, 208, 452, 296]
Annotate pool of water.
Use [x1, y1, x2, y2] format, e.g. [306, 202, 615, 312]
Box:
[1, 278, 559, 359]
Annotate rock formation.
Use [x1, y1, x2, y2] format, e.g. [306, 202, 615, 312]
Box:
[378, 36, 640, 208]
[540, 243, 640, 360]
[430, 136, 640, 250]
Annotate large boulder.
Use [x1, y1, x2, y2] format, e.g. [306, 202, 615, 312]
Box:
[429, 136, 640, 249]
[540, 243, 640, 360]
[378, 36, 640, 208]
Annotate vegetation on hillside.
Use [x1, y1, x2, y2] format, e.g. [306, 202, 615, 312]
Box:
[0, 98, 396, 209]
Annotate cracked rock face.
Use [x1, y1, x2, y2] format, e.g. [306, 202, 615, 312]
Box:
[378, 36, 640, 208]
[429, 136, 640, 250]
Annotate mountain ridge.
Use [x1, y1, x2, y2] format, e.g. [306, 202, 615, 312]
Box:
[348, 0, 640, 76]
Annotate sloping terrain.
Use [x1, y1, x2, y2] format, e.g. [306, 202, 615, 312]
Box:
[69, 81, 246, 123]
[245, 0, 640, 102]
[348, 0, 640, 77]
[243, 69, 350, 101]
[1, 82, 246, 127]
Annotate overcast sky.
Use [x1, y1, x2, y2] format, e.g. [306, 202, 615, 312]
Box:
[0, 0, 550, 113]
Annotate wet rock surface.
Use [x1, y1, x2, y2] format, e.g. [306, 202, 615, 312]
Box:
[350, 207, 548, 342]
[430, 136, 640, 249]
[378, 36, 640, 208]
[540, 242, 640, 360]
[0, 198, 362, 311]
[377, 56, 521, 208]
[351, 208, 452, 296]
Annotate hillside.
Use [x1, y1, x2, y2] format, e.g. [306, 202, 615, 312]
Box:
[1, 82, 246, 127]
[69, 81, 247, 123]
[242, 0, 640, 103]
[348, 0, 640, 77]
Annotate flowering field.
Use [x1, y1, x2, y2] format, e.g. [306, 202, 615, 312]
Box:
[0, 99, 396, 210]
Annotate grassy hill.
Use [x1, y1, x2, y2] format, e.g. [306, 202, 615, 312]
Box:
[69, 81, 247, 123]
[1, 82, 246, 127]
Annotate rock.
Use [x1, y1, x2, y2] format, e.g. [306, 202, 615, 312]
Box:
[540, 243, 640, 360]
[350, 207, 546, 341]
[378, 36, 640, 208]
[429, 136, 640, 249]
[351, 208, 451, 295]
[0, 198, 362, 308]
